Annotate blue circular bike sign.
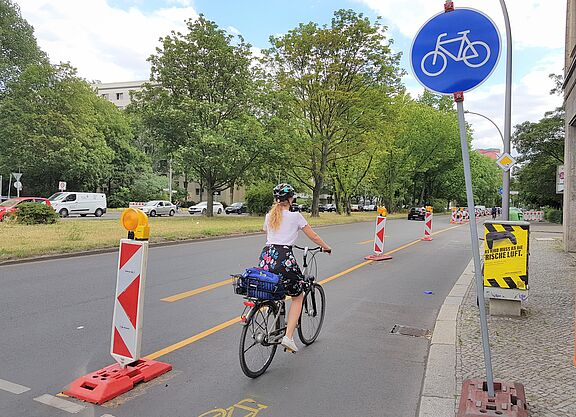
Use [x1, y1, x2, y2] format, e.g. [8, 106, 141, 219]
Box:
[410, 8, 501, 95]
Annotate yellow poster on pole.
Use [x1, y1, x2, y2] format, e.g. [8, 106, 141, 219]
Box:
[483, 221, 529, 290]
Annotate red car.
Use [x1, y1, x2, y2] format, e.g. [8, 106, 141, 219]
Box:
[0, 197, 51, 221]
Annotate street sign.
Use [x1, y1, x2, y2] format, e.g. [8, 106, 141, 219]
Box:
[12, 172, 22, 181]
[498, 186, 503, 196]
[496, 153, 516, 171]
[410, 8, 501, 95]
[557, 165, 565, 194]
[59, 181, 67, 191]
[13, 181, 22, 190]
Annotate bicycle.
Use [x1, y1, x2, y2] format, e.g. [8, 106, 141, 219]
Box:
[234, 246, 327, 378]
[421, 30, 490, 77]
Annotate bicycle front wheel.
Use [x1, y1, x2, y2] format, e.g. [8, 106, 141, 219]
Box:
[239, 301, 279, 378]
[297, 283, 326, 345]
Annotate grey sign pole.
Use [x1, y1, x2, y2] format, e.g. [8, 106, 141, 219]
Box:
[499, 0, 512, 221]
[456, 98, 495, 397]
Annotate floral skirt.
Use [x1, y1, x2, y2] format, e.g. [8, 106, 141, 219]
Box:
[258, 245, 304, 296]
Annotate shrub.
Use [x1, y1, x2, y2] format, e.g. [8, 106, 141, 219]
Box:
[246, 181, 274, 215]
[431, 198, 449, 213]
[544, 207, 563, 224]
[13, 203, 59, 225]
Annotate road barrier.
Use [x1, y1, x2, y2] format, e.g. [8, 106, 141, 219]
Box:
[422, 211, 433, 241]
[129, 202, 145, 208]
[450, 208, 470, 224]
[523, 211, 544, 222]
[64, 209, 171, 404]
[365, 208, 392, 261]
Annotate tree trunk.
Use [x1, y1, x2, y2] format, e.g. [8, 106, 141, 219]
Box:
[229, 181, 235, 205]
[206, 186, 214, 217]
[311, 179, 322, 217]
[183, 172, 189, 206]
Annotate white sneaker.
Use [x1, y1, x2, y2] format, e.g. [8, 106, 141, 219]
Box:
[281, 336, 298, 353]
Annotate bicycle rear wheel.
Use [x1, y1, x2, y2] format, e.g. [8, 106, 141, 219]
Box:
[297, 283, 325, 345]
[239, 301, 279, 378]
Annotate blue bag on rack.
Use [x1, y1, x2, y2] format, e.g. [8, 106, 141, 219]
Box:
[236, 267, 285, 300]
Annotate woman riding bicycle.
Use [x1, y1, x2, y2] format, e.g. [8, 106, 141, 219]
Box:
[258, 183, 332, 353]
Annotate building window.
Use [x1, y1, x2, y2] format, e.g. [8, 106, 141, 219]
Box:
[116, 92, 124, 100]
[195, 188, 200, 196]
[101, 93, 109, 99]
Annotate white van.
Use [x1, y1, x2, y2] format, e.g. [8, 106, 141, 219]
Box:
[48, 192, 107, 218]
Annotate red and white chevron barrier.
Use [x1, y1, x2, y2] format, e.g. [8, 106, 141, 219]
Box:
[365, 215, 392, 261]
[422, 211, 433, 241]
[64, 210, 171, 404]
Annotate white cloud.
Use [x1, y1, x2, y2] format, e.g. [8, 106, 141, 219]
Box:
[227, 25, 242, 36]
[357, 0, 566, 50]
[18, 0, 198, 82]
[465, 52, 564, 151]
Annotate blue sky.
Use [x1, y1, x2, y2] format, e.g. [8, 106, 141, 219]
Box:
[17, 0, 565, 151]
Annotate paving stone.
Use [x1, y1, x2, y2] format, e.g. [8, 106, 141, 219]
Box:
[456, 237, 576, 417]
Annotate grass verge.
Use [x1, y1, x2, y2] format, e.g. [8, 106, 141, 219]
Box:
[0, 212, 406, 261]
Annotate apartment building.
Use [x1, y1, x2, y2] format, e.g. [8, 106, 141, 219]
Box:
[92, 81, 246, 205]
[565, 0, 576, 251]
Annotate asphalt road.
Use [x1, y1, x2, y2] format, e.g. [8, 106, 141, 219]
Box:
[0, 216, 474, 417]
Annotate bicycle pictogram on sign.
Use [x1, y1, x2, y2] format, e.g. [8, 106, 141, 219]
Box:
[421, 30, 490, 77]
[410, 8, 501, 95]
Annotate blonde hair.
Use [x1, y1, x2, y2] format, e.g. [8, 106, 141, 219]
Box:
[267, 200, 290, 231]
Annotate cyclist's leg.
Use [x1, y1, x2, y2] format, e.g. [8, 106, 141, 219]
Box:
[286, 292, 304, 339]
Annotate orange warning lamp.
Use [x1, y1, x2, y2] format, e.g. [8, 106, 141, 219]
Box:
[377, 206, 388, 217]
[426, 205, 433, 213]
[120, 208, 150, 240]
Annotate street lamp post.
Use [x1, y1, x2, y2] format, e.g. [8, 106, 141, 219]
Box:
[499, 0, 513, 221]
[464, 110, 507, 210]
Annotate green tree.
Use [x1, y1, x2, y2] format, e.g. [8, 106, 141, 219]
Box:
[0, 63, 116, 196]
[513, 108, 564, 208]
[264, 9, 404, 216]
[0, 0, 47, 93]
[131, 15, 271, 216]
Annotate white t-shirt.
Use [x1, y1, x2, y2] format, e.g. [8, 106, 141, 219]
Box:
[264, 210, 308, 246]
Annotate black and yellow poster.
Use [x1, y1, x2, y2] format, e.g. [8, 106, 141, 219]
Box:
[483, 221, 530, 290]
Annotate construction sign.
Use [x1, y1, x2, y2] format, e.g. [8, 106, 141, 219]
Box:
[483, 221, 529, 291]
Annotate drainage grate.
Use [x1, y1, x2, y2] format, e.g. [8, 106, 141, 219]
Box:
[390, 324, 432, 339]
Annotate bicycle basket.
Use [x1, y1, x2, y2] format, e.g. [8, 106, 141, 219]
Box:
[233, 268, 285, 300]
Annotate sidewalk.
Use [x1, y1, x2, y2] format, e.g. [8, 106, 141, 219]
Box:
[419, 223, 576, 417]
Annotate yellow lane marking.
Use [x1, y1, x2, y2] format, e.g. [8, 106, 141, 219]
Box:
[161, 279, 233, 302]
[356, 239, 374, 245]
[431, 224, 460, 235]
[146, 223, 462, 360]
[144, 317, 241, 360]
[318, 261, 372, 285]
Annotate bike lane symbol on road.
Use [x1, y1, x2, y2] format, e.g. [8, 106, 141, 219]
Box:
[410, 8, 501, 95]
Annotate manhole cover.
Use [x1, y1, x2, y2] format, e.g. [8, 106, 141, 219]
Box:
[390, 324, 432, 338]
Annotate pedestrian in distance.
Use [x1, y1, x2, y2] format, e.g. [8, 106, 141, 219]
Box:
[259, 183, 332, 353]
[491, 206, 497, 220]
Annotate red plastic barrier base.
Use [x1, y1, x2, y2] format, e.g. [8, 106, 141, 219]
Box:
[421, 236, 433, 241]
[63, 359, 172, 404]
[457, 379, 528, 417]
[364, 253, 393, 261]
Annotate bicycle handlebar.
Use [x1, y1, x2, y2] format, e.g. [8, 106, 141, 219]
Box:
[294, 245, 330, 254]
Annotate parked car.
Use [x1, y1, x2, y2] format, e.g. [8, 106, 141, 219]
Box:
[0, 197, 51, 221]
[139, 200, 177, 217]
[363, 204, 376, 211]
[408, 207, 426, 220]
[188, 201, 224, 215]
[319, 203, 336, 212]
[225, 202, 247, 215]
[350, 204, 362, 212]
[48, 192, 107, 218]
